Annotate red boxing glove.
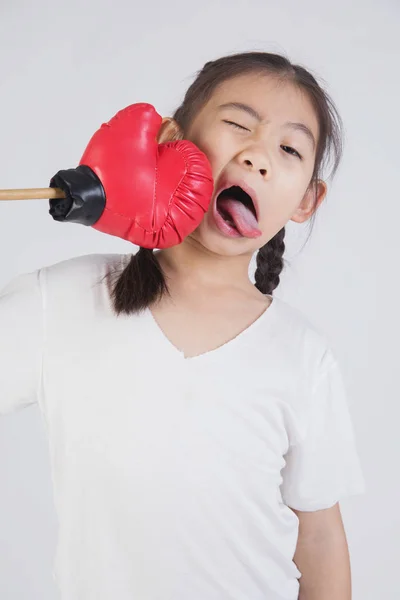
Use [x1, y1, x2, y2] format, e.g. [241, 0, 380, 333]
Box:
[49, 103, 214, 249]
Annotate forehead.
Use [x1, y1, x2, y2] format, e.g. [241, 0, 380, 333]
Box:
[206, 73, 319, 135]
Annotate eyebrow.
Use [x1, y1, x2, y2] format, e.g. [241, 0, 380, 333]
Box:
[218, 102, 316, 151]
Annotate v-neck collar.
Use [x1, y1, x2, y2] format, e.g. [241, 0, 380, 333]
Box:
[145, 294, 278, 361]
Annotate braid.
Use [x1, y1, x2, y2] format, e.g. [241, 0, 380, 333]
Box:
[254, 227, 286, 295]
[108, 247, 170, 315]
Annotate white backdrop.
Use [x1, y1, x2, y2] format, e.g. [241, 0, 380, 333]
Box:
[0, 0, 398, 598]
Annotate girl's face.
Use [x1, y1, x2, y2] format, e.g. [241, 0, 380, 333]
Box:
[184, 73, 327, 257]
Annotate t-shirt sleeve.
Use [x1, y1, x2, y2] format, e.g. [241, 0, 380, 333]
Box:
[0, 269, 44, 415]
[280, 355, 366, 511]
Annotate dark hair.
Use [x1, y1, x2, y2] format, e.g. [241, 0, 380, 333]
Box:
[110, 51, 343, 316]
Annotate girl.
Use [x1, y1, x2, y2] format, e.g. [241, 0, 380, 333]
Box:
[0, 52, 365, 600]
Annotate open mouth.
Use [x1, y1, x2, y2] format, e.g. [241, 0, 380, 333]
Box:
[217, 186, 257, 224]
[214, 186, 261, 238]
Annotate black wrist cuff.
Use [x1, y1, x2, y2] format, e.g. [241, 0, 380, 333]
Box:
[49, 165, 106, 226]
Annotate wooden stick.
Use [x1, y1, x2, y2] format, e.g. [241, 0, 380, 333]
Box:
[0, 188, 65, 201]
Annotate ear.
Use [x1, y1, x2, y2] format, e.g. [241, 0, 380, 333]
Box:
[290, 179, 328, 224]
[157, 117, 184, 143]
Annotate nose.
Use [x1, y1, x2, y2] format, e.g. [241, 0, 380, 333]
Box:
[237, 149, 269, 178]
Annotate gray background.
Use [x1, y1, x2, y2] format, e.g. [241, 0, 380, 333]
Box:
[0, 0, 398, 598]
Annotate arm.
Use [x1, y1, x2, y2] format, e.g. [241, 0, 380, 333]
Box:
[0, 269, 43, 415]
[292, 503, 352, 600]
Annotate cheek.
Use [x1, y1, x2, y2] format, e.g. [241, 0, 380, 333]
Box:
[256, 189, 304, 244]
[188, 130, 231, 172]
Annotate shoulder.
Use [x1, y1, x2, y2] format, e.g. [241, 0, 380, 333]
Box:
[39, 252, 133, 306]
[41, 252, 131, 281]
[39, 252, 133, 291]
[1, 253, 132, 305]
[269, 295, 338, 378]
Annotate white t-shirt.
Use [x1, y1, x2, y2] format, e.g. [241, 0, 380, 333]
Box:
[0, 253, 366, 600]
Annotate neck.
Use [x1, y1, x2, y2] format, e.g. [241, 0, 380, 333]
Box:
[155, 237, 254, 292]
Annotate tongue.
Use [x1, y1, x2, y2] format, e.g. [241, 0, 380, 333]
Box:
[218, 197, 262, 238]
